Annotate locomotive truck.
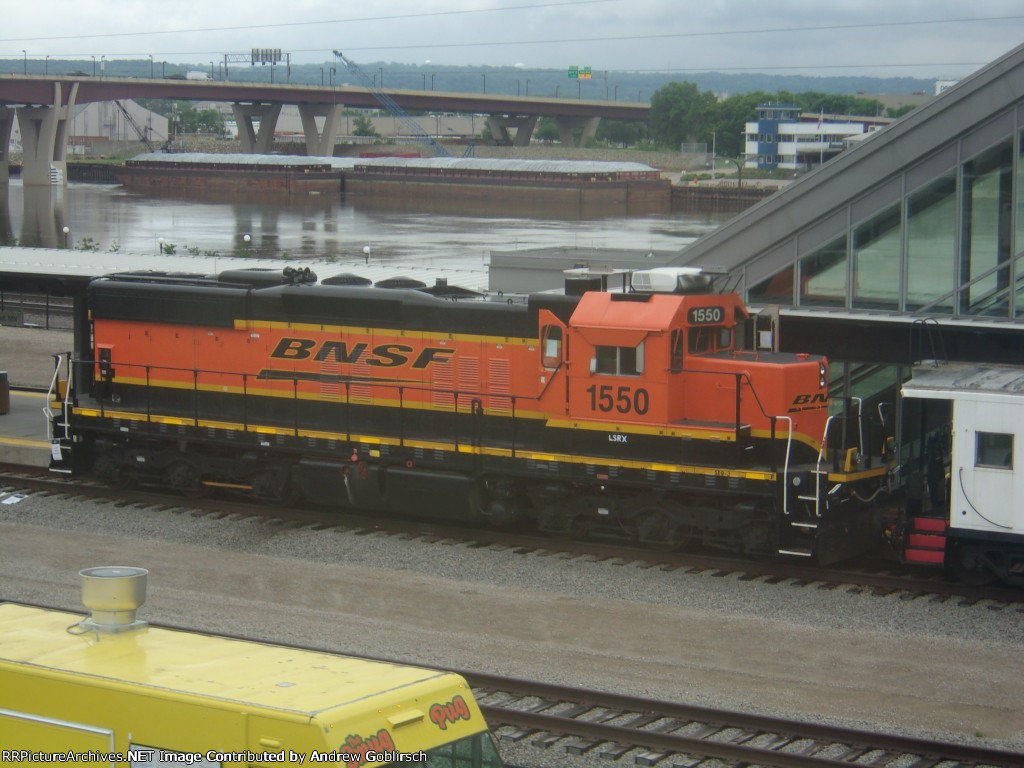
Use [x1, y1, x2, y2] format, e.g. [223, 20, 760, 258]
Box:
[46, 266, 894, 564]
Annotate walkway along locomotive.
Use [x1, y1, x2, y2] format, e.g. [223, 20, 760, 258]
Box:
[46, 266, 893, 564]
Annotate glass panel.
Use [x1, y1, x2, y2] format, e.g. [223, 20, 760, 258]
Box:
[594, 345, 617, 374]
[541, 325, 562, 368]
[798, 234, 847, 308]
[1016, 131, 1024, 317]
[1016, 253, 1024, 319]
[852, 203, 901, 309]
[424, 732, 505, 767]
[1018, 131, 1024, 258]
[960, 140, 1013, 317]
[976, 431, 1013, 469]
[748, 265, 794, 305]
[906, 173, 956, 312]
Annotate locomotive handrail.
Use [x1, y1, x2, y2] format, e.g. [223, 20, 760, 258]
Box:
[44, 353, 71, 443]
[850, 397, 864, 463]
[813, 415, 836, 518]
[775, 415, 794, 515]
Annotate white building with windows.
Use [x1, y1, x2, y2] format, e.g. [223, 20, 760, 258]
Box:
[744, 104, 891, 171]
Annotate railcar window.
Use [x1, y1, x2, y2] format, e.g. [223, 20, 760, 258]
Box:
[594, 343, 644, 375]
[687, 327, 733, 355]
[416, 732, 505, 766]
[976, 431, 1013, 469]
[688, 327, 713, 354]
[541, 325, 563, 368]
[670, 329, 684, 371]
[718, 327, 733, 349]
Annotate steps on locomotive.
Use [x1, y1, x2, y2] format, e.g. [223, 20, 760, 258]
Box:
[903, 515, 948, 565]
[778, 467, 826, 558]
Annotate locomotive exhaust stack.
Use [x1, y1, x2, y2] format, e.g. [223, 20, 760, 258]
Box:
[78, 565, 149, 633]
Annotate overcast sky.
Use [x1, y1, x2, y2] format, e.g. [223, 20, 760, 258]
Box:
[3, 0, 1022, 78]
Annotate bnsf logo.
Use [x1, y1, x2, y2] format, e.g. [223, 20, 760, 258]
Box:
[788, 393, 828, 412]
[271, 337, 455, 368]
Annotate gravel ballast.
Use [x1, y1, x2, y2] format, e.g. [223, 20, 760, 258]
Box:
[1, 489, 1022, 768]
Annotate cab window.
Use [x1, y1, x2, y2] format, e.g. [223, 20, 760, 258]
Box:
[593, 343, 644, 375]
[670, 329, 684, 371]
[541, 325, 563, 368]
[687, 327, 733, 355]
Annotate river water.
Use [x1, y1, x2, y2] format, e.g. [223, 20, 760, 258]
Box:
[1, 180, 729, 264]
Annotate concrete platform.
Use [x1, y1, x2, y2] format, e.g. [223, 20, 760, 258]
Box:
[0, 391, 52, 467]
[0, 327, 70, 467]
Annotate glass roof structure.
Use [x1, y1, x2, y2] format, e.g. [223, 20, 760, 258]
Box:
[674, 42, 1024, 324]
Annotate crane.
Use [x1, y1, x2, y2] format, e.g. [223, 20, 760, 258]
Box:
[333, 50, 451, 158]
[113, 100, 156, 152]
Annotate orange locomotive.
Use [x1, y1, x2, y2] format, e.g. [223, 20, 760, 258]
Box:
[48, 267, 891, 563]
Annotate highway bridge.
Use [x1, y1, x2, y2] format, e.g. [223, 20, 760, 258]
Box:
[0, 74, 650, 185]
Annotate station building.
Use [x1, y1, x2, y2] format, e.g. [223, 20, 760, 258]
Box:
[744, 103, 892, 171]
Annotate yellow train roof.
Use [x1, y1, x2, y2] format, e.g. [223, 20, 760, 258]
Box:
[0, 603, 465, 716]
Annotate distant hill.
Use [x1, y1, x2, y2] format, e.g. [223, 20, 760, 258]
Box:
[3, 58, 935, 101]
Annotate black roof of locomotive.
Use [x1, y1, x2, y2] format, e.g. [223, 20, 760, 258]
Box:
[87, 271, 578, 338]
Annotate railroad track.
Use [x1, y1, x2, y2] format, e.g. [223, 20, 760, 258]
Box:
[2, 464, 1022, 608]
[470, 674, 1024, 767]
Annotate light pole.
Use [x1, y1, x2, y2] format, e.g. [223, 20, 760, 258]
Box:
[378, 67, 383, 87]
[711, 132, 716, 180]
[22, 50, 26, 74]
[614, 84, 619, 101]
[363, 245, 371, 265]
[430, 73, 436, 90]
[100, 55, 105, 78]
[516, 79, 520, 96]
[481, 73, 486, 93]
[712, 156, 743, 188]
[421, 73, 426, 90]
[149, 55, 153, 78]
[92, 56, 96, 77]
[62, 226, 70, 249]
[525, 79, 530, 95]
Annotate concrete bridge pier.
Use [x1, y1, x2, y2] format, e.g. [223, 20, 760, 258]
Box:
[486, 115, 539, 147]
[0, 107, 15, 183]
[297, 103, 343, 157]
[16, 82, 78, 186]
[556, 115, 600, 147]
[232, 103, 283, 154]
[20, 184, 67, 248]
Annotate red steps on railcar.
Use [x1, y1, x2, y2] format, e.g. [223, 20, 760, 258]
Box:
[903, 515, 947, 565]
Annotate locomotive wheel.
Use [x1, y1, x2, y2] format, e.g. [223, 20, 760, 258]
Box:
[94, 454, 137, 490]
[952, 545, 998, 587]
[167, 460, 206, 500]
[252, 467, 296, 506]
[537, 503, 586, 538]
[637, 509, 690, 551]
